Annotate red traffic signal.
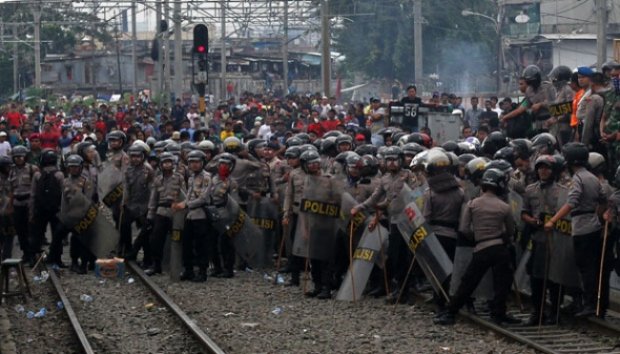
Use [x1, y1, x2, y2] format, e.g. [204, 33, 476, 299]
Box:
[193, 24, 208, 54]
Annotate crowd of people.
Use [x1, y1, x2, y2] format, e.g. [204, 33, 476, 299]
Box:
[1, 60, 620, 328]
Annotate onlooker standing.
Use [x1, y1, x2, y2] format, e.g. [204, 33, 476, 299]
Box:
[0, 132, 11, 157]
[463, 97, 482, 132]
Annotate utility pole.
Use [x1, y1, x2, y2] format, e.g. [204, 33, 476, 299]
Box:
[155, 1, 163, 99]
[32, 6, 42, 89]
[596, 0, 608, 69]
[496, 1, 504, 96]
[173, 0, 183, 100]
[13, 24, 18, 94]
[282, 0, 289, 95]
[131, 0, 138, 93]
[221, 0, 227, 101]
[164, 0, 171, 103]
[413, 0, 422, 83]
[321, 0, 330, 97]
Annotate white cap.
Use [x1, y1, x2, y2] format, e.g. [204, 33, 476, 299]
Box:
[0, 131, 7, 137]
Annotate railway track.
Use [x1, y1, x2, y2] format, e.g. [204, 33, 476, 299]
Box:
[45, 261, 225, 354]
[458, 305, 620, 354]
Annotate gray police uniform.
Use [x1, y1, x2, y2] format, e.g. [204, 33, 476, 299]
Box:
[183, 170, 212, 273]
[120, 162, 155, 257]
[9, 163, 38, 260]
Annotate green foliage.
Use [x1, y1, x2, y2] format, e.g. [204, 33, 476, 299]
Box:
[327, 0, 498, 86]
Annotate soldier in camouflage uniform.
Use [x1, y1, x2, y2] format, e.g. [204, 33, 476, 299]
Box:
[9, 146, 38, 264]
[0, 156, 15, 261]
[145, 152, 187, 276]
[600, 62, 620, 178]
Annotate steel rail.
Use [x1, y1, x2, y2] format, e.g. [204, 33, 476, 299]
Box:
[126, 260, 226, 354]
[46, 267, 96, 354]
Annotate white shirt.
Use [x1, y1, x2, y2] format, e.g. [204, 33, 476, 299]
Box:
[258, 124, 272, 141]
[0, 141, 11, 157]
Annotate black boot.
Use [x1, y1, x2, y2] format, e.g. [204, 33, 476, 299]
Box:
[305, 285, 321, 298]
[145, 262, 162, 276]
[286, 272, 300, 287]
[209, 267, 223, 277]
[316, 287, 332, 300]
[180, 268, 195, 281]
[193, 268, 207, 283]
[70, 261, 84, 274]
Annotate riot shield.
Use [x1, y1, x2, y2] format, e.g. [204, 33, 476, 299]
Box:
[393, 185, 453, 296]
[336, 221, 389, 301]
[338, 192, 368, 241]
[247, 197, 279, 268]
[169, 191, 187, 282]
[98, 163, 124, 209]
[546, 188, 580, 288]
[59, 191, 92, 230]
[508, 190, 524, 231]
[209, 196, 264, 268]
[292, 175, 341, 261]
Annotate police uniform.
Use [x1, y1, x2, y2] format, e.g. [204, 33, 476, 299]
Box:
[283, 166, 306, 285]
[9, 163, 38, 262]
[567, 167, 606, 313]
[522, 179, 567, 323]
[147, 170, 186, 274]
[555, 83, 575, 146]
[107, 149, 130, 172]
[29, 166, 64, 260]
[525, 82, 557, 133]
[182, 169, 212, 279]
[356, 169, 418, 302]
[602, 89, 620, 175]
[0, 170, 14, 260]
[603, 189, 620, 316]
[205, 174, 238, 277]
[441, 190, 516, 323]
[121, 161, 155, 258]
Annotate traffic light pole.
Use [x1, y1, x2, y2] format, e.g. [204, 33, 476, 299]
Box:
[193, 24, 209, 116]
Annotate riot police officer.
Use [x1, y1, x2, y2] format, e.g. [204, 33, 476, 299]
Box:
[0, 156, 14, 260]
[435, 168, 520, 325]
[544, 142, 607, 317]
[9, 146, 38, 264]
[106, 130, 129, 170]
[282, 146, 305, 285]
[146, 152, 186, 276]
[173, 150, 211, 282]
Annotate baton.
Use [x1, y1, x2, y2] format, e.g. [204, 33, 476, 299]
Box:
[596, 221, 610, 317]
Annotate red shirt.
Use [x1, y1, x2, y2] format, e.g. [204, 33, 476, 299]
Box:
[95, 120, 107, 134]
[5, 111, 22, 128]
[307, 122, 325, 137]
[40, 130, 60, 150]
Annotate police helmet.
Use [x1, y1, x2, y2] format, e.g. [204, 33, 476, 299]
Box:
[410, 150, 429, 170]
[320, 137, 338, 156]
[357, 155, 379, 177]
[424, 148, 450, 175]
[485, 159, 513, 176]
[345, 152, 362, 168]
[549, 65, 572, 83]
[11, 145, 29, 159]
[441, 140, 460, 154]
[493, 146, 516, 166]
[392, 132, 407, 146]
[480, 168, 508, 192]
[457, 141, 477, 155]
[76, 142, 95, 158]
[383, 146, 403, 161]
[0, 155, 12, 169]
[197, 140, 217, 153]
[159, 152, 175, 165]
[355, 144, 378, 157]
[217, 152, 237, 171]
[523, 65, 542, 83]
[146, 137, 157, 147]
[133, 140, 151, 154]
[65, 154, 84, 168]
[299, 144, 318, 154]
[107, 130, 127, 144]
[296, 133, 312, 144]
[465, 136, 481, 148]
[587, 152, 606, 174]
[285, 146, 302, 159]
[335, 151, 356, 166]
[534, 154, 556, 171]
[602, 60, 620, 72]
[402, 142, 426, 157]
[458, 153, 477, 166]
[464, 157, 489, 183]
[562, 142, 589, 167]
[187, 150, 206, 163]
[128, 144, 147, 157]
[509, 139, 533, 160]
[532, 133, 557, 154]
[180, 141, 195, 153]
[322, 130, 342, 140]
[223, 136, 243, 153]
[396, 134, 410, 147]
[40, 150, 58, 167]
[407, 133, 432, 149]
[154, 141, 167, 153]
[165, 142, 181, 156]
[286, 136, 303, 148]
[336, 134, 353, 146]
[481, 131, 507, 156]
[300, 150, 321, 172]
[247, 139, 267, 157]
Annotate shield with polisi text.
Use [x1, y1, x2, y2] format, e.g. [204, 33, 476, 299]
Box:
[547, 187, 580, 288]
[393, 185, 453, 296]
[247, 197, 279, 268]
[97, 162, 124, 209]
[292, 174, 341, 261]
[336, 220, 389, 301]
